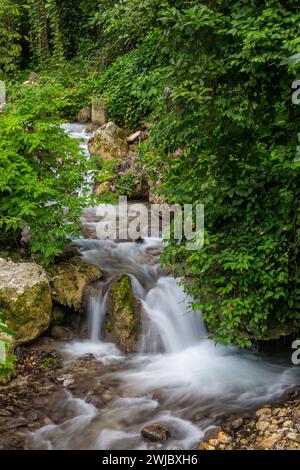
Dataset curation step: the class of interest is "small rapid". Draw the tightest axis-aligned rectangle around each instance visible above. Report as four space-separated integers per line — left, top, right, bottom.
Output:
28 235 299 450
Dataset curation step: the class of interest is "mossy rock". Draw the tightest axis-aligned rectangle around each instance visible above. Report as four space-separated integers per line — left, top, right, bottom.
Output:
0 258 52 344
106 275 141 353
46 256 102 312
88 122 127 161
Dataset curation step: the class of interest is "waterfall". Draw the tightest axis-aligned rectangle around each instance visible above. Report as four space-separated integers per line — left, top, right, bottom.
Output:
88 291 109 342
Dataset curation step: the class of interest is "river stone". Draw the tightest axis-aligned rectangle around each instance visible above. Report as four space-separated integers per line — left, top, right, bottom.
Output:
77 107 91 123
286 433 300 443
217 431 232 445
105 275 141 353
92 97 108 126
141 424 171 442
203 426 222 442
256 420 269 432
46 256 102 312
88 122 128 161
51 326 74 341
258 433 283 450
0 259 52 344
198 442 215 451
231 418 244 430
256 407 272 418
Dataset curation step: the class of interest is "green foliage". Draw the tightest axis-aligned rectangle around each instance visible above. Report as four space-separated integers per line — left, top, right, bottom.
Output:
0 82 93 264
0 0 25 76
0 314 17 380
138 0 300 345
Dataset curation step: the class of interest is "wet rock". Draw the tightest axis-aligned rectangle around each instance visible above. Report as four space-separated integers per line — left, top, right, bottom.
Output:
198 443 215 451
256 420 269 432
217 431 232 445
256 408 272 418
141 423 171 442
43 418 53 426
286 433 300 443
77 107 91 123
51 305 66 325
86 394 104 408
51 326 74 341
258 433 283 450
46 256 102 312
88 122 127 161
282 419 294 428
4 417 27 430
105 275 141 353
277 408 290 417
203 426 222 441
208 439 219 447
231 418 244 430
57 374 74 388
0 258 52 343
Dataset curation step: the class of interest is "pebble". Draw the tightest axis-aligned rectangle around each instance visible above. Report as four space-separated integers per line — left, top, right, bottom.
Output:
198 443 215 451
217 432 232 445
256 421 269 432
277 408 290 417
208 439 219 447
286 433 300 443
203 426 222 441
282 420 294 428
256 408 272 418
231 418 244 430
258 433 282 450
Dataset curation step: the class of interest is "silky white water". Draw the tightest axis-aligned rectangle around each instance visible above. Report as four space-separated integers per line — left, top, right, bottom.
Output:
28 124 299 450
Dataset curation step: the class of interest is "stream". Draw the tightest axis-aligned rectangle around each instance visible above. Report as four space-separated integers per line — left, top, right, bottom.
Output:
27 124 299 450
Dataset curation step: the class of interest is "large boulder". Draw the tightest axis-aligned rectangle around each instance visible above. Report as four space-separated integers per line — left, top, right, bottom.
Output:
0 259 52 343
46 256 102 312
92 97 108 126
105 275 141 353
88 122 128 161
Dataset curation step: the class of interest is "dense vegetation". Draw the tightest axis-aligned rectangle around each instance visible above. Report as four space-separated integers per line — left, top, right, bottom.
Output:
0 0 299 346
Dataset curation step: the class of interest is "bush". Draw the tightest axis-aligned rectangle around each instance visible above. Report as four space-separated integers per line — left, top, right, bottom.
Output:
0 314 16 381
0 82 94 264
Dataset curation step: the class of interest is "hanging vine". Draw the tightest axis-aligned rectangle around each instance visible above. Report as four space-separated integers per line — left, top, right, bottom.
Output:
0 0 23 76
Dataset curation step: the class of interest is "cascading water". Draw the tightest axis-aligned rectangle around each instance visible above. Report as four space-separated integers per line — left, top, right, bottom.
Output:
27 124 300 450
28 232 299 450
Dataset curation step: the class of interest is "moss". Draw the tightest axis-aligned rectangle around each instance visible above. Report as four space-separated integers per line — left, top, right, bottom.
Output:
46 256 102 311
108 275 141 353
0 274 52 344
